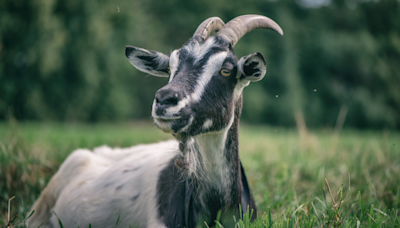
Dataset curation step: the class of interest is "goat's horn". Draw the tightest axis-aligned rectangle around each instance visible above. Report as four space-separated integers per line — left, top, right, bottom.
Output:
216 14 283 47
193 17 225 41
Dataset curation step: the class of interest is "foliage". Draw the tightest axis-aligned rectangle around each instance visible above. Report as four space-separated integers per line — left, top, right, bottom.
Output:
0 122 399 227
0 0 399 128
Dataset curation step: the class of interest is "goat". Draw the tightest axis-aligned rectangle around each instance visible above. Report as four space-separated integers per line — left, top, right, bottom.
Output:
27 15 283 228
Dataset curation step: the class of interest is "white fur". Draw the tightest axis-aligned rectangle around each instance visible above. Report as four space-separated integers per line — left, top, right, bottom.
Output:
233 53 267 101
168 50 180 82
192 113 235 208
28 141 179 228
183 38 217 65
153 51 228 119
191 51 228 102
233 81 250 102
30 33 264 228
202 119 213 130
179 115 194 133
237 53 266 82
164 97 190 116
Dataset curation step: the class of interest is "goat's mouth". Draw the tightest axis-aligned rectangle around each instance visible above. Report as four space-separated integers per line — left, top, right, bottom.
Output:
153 115 181 121
152 115 192 134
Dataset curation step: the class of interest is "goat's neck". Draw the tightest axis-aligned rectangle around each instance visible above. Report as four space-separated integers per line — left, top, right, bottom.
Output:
181 97 243 206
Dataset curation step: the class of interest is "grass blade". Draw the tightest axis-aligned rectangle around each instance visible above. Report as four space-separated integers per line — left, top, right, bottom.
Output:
52 210 64 228
368 204 374 225
396 187 400 209
268 207 272 228
359 191 363 222
344 220 352 228
115 212 121 227
215 221 224 228
26 210 35 219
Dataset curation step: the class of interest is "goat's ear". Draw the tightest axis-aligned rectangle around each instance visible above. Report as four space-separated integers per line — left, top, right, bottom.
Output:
125 46 170 77
237 52 267 82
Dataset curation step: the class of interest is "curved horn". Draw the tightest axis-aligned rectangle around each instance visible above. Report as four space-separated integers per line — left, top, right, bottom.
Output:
216 15 283 47
193 17 225 41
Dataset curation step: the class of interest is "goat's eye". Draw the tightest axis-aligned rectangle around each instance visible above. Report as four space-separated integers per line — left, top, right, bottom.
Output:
167 67 171 74
220 69 231 77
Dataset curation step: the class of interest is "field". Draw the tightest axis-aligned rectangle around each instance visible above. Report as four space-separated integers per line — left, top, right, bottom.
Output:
0 120 399 227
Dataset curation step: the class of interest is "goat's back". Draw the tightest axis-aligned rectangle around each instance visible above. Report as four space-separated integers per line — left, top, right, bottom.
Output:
28 140 179 228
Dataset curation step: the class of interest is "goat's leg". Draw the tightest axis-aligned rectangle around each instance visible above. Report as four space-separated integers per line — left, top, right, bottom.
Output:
27 173 61 227
27 149 98 227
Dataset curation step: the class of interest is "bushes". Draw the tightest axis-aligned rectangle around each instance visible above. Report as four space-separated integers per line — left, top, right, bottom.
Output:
1 0 399 129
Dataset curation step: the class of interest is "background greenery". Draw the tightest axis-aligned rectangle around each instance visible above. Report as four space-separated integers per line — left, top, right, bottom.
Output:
1 0 400 226
1 0 399 129
1 122 399 227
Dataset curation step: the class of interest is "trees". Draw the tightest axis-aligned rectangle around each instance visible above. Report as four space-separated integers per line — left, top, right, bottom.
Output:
1 0 399 129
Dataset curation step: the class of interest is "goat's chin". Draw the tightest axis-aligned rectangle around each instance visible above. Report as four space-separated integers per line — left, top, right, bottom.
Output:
153 119 175 133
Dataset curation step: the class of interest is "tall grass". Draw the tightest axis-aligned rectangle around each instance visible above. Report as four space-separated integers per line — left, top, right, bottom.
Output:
237 125 399 227
0 120 399 227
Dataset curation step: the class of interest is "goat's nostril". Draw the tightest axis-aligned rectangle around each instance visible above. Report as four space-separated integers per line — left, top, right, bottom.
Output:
164 96 178 106
155 89 181 107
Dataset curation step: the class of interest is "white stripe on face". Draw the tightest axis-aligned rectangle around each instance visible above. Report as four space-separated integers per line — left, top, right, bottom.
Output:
153 40 228 121
164 98 190 116
159 51 228 117
169 50 180 83
190 51 228 102
179 115 194 133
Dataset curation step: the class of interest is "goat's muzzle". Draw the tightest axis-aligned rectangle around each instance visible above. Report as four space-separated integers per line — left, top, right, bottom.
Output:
155 87 182 108
152 86 191 133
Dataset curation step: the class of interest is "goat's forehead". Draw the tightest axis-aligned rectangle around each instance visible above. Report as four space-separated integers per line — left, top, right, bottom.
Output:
183 38 224 57
168 37 234 85
172 37 230 64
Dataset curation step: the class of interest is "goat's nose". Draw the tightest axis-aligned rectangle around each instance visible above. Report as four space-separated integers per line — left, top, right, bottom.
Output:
155 88 182 107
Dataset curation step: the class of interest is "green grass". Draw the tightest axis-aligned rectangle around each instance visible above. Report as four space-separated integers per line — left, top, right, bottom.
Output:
0 120 399 227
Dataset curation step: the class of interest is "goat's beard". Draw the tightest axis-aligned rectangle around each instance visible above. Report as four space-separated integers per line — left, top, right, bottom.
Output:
173 136 205 182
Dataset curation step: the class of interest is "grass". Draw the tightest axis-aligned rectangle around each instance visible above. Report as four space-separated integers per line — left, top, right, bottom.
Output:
0 120 399 227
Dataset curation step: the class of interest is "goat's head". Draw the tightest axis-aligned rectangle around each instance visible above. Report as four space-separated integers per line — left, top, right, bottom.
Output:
125 15 283 137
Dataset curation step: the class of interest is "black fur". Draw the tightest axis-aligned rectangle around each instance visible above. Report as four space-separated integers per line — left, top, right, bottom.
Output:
243 61 259 76
156 156 192 228
156 160 256 227
127 35 262 228
156 159 256 227
156 99 257 227
162 41 239 135
116 184 124 191
123 167 140 173
131 194 140 201
125 46 169 74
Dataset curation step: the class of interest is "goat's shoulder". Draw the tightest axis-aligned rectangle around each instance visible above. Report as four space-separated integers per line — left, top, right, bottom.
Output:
56 139 179 193
92 140 178 163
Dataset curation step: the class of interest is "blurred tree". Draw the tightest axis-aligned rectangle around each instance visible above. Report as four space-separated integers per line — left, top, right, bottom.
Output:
0 0 399 129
